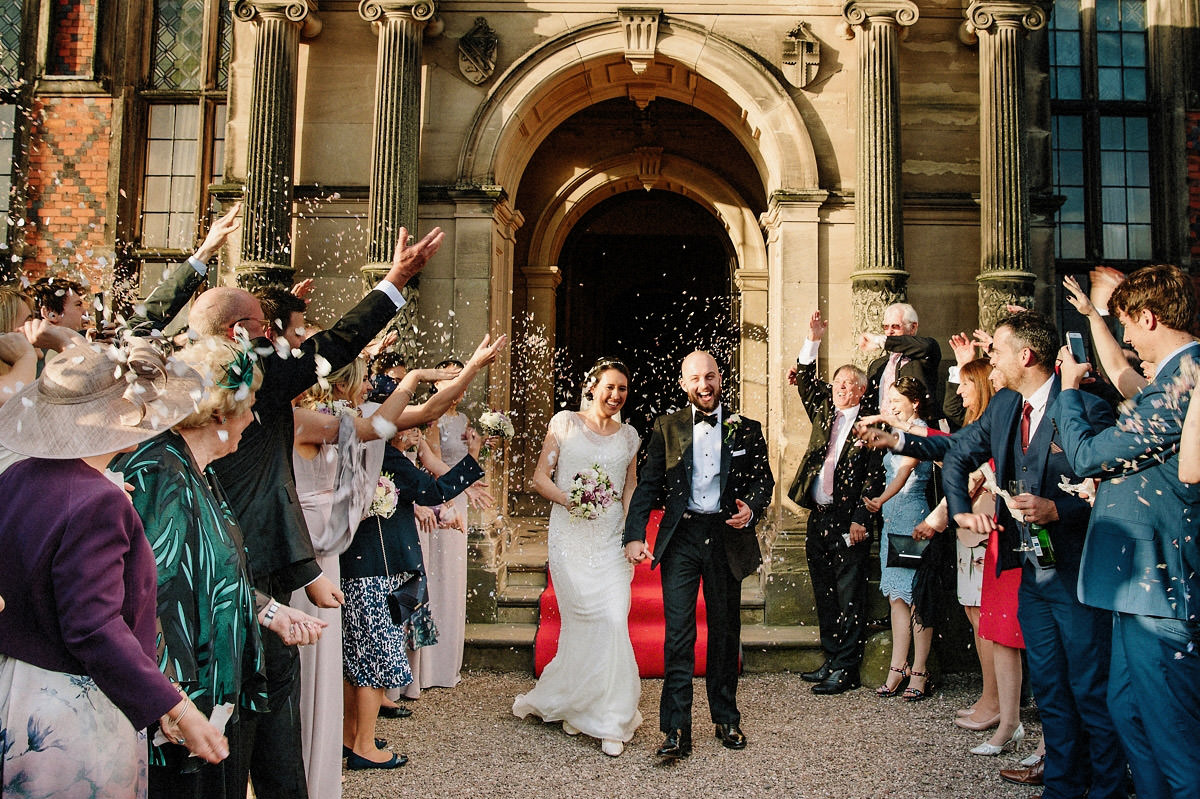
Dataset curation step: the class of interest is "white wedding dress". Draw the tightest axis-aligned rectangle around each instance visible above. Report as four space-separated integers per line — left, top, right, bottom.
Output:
513 411 643 743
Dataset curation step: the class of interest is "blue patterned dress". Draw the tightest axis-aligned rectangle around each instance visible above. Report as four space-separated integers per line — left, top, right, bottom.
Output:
878 427 933 604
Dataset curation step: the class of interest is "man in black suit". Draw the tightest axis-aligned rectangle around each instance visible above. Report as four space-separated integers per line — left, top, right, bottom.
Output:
624 351 774 759
788 309 883 695
187 228 444 798
861 302 942 417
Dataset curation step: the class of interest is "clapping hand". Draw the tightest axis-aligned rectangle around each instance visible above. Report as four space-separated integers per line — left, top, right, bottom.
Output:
268 604 329 646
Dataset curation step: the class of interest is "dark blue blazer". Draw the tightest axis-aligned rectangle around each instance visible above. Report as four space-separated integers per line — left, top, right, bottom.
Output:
1053 343 1200 620
941 378 1114 577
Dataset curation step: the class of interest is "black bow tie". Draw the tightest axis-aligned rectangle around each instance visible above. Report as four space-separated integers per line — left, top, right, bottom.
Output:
695 412 718 427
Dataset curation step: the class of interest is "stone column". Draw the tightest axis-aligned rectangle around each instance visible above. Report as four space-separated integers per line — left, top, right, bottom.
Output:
515 264 561 506
963 1 1046 329
842 1 918 362
233 0 320 286
358 0 435 357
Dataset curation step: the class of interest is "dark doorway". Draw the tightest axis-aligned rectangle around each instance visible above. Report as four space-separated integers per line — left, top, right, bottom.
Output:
555 190 738 442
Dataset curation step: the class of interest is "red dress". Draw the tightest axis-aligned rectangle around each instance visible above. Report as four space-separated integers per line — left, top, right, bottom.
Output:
977 529 1023 648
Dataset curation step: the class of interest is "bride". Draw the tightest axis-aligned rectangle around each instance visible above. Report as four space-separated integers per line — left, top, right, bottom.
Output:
513 358 643 756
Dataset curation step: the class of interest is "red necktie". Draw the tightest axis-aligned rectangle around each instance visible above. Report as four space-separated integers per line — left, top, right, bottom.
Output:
1020 401 1033 454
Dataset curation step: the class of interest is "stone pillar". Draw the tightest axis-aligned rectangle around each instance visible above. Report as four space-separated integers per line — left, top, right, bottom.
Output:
233 0 320 286
515 264 561 505
842 1 918 362
358 0 435 357
963 1 1046 329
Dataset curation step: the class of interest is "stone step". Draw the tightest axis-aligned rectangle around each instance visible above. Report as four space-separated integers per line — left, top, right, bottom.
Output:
463 621 825 675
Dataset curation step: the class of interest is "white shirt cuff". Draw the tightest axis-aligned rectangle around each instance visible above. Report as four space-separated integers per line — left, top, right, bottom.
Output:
187 255 207 277
892 431 906 453
373 280 407 310
797 338 821 365
947 366 960 384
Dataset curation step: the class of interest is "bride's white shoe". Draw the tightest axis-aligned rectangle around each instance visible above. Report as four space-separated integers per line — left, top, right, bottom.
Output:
562 721 581 736
601 739 624 757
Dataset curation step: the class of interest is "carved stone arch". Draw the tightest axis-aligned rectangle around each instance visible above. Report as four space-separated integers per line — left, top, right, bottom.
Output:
458 16 819 202
527 153 767 276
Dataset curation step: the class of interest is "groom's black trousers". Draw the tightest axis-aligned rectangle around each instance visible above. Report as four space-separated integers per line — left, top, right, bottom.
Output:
658 512 743 733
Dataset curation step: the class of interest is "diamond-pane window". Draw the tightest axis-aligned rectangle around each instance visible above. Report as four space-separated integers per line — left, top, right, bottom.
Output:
216 0 232 90
0 2 21 89
151 0 205 90
0 104 13 250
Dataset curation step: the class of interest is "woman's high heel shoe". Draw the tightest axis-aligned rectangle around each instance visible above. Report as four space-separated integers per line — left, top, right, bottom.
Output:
954 712 1001 731
970 723 1024 756
562 721 581 736
601 739 624 757
875 664 909 698
902 670 932 702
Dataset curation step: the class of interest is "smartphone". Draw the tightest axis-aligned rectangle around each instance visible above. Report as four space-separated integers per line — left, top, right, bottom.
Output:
1066 331 1089 375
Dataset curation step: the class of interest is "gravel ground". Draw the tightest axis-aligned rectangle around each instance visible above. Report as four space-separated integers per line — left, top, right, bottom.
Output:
343 670 1042 799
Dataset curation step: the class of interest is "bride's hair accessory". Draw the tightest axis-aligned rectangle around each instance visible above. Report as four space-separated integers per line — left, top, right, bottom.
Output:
582 357 631 400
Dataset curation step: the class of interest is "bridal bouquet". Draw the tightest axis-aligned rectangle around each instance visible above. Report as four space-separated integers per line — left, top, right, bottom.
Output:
568 464 617 520
370 472 399 519
478 409 515 458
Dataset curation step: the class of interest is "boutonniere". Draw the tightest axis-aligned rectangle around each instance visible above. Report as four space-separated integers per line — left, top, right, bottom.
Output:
723 413 743 443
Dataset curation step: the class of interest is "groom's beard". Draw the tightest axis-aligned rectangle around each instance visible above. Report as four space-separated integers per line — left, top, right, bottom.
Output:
686 386 721 413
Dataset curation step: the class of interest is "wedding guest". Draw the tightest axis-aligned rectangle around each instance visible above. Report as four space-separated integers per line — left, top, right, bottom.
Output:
789 311 883 695
406 358 472 695
340 424 484 770
113 337 327 798
1054 264 1200 799
29 275 88 332
864 377 935 701
860 303 942 417
292 356 451 797
0 340 229 798
0 283 33 332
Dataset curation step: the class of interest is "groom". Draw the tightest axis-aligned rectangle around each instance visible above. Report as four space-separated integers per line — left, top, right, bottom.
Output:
624 351 774 759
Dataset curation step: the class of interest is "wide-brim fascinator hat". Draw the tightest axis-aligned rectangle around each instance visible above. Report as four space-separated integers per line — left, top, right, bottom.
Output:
0 338 203 458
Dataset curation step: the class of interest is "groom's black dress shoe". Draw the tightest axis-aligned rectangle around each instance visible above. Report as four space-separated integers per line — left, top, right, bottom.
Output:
714 723 746 750
812 669 861 695
656 729 692 759
801 661 833 683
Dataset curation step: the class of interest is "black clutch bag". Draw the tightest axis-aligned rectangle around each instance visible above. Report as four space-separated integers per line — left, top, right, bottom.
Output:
377 517 424 626
886 533 930 568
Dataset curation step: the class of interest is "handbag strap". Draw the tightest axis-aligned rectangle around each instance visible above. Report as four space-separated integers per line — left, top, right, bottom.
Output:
377 517 392 579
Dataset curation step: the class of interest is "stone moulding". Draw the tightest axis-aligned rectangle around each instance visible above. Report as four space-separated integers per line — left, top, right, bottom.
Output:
618 8 661 75
782 21 820 89
458 17 498 85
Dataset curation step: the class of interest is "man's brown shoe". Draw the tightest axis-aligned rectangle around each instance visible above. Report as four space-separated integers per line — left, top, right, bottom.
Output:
999 757 1044 786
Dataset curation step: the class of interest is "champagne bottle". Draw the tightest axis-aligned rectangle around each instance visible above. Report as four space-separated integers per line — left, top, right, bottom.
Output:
1029 523 1056 568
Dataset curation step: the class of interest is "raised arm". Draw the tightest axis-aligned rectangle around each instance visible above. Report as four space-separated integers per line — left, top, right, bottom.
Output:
1063 274 1147 398
393 333 508 429
1180 382 1200 483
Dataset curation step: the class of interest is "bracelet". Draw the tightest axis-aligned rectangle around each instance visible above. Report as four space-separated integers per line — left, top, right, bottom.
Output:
168 698 191 727
264 601 280 623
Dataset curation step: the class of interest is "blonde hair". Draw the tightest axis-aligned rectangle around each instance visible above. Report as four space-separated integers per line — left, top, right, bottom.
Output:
300 356 367 408
0 284 33 333
173 336 263 429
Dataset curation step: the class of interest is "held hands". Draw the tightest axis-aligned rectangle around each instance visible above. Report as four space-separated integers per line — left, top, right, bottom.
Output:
386 226 446 289
624 540 652 564
268 604 329 646
193 202 242 262
414 504 438 534
847 522 868 545
159 695 230 764
304 574 344 609
1057 345 1092 391
1009 493 1059 525
726 499 753 529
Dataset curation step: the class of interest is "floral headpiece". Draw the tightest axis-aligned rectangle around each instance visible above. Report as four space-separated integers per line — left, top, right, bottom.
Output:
216 335 258 402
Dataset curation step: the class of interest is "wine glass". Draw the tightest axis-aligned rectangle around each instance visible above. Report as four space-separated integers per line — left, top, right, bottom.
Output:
1006 479 1036 552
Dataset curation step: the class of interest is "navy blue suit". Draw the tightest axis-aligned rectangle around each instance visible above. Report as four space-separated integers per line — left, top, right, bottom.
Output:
1054 343 1200 799
942 378 1126 799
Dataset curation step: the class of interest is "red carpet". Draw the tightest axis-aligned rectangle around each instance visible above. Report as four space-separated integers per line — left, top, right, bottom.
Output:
533 510 709 678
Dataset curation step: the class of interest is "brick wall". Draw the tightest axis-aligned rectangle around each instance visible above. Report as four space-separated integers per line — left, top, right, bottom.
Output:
21 96 111 285
47 0 97 77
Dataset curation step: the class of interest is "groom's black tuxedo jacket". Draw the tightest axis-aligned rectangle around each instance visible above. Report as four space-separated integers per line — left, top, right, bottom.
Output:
623 406 774 581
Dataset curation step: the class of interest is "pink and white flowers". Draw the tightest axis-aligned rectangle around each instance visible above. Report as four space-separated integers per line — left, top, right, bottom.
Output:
370 472 399 519
568 463 618 520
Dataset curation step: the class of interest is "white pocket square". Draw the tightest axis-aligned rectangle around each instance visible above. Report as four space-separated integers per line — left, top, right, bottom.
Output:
732 449 746 457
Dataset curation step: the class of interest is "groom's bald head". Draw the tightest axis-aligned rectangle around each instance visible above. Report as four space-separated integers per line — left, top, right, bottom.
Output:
680 351 722 412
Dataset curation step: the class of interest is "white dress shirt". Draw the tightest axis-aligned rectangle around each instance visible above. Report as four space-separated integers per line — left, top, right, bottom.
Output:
688 406 722 513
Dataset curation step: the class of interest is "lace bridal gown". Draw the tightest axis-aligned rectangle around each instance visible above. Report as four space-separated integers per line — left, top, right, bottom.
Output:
513 411 643 748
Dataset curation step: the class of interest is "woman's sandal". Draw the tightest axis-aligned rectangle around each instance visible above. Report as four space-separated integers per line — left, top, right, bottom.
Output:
875 664 909 697
902 670 932 702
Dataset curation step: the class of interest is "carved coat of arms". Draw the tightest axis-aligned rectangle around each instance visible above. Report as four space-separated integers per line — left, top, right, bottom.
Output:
782 22 820 89
458 17 498 85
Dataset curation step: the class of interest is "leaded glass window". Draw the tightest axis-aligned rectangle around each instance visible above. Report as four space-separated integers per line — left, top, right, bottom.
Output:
135 0 231 296
0 104 14 255
1049 0 1153 265
0 2 22 89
